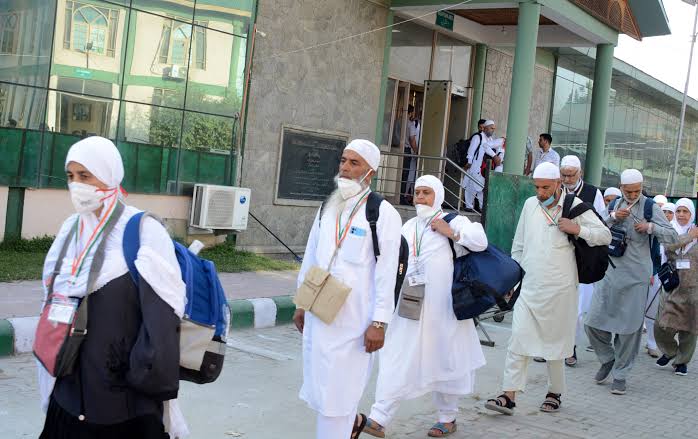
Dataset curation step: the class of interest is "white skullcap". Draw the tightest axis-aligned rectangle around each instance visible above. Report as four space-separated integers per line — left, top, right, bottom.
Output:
620 169 643 185
415 175 444 209
532 162 560 179
65 136 124 188
653 195 668 205
483 120 495 127
662 202 676 213
345 139 380 171
560 155 581 169
604 187 622 198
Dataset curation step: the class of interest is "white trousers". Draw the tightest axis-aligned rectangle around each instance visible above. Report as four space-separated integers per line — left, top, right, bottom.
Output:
502 351 566 394
369 392 459 427
645 277 661 350
464 187 483 209
316 413 355 439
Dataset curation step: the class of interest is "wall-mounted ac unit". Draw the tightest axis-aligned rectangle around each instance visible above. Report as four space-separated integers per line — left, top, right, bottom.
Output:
190 184 251 230
164 64 186 80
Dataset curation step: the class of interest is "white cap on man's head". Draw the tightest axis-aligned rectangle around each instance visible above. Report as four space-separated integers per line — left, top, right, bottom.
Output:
532 162 560 179
483 120 495 127
560 155 581 169
604 187 622 198
620 169 643 185
345 139 380 171
653 195 668 205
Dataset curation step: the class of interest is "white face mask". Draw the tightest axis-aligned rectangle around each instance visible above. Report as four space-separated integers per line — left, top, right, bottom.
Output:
337 171 370 200
415 203 439 219
69 182 104 214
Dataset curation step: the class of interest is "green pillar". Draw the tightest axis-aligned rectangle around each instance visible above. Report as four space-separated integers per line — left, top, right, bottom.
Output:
374 10 394 145
502 0 541 175
584 43 614 186
4 187 24 241
469 44 488 134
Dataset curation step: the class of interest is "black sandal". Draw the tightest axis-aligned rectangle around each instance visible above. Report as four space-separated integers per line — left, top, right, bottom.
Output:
540 392 561 413
484 393 516 415
351 413 368 438
565 346 578 367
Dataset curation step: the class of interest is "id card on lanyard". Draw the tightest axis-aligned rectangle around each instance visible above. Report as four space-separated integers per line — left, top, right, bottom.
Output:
410 211 442 286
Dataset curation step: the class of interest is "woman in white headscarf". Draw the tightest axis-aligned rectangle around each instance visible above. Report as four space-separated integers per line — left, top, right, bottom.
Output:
36 136 188 438
645 202 678 358
654 198 698 376
362 175 487 438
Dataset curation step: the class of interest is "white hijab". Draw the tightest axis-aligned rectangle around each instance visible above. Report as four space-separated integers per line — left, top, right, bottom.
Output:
671 198 696 254
415 175 445 210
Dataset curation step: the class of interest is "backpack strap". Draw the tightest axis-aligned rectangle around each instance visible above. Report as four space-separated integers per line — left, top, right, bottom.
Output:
442 213 458 260
643 198 655 222
608 197 618 212
366 192 383 261
562 194 576 219
123 212 145 285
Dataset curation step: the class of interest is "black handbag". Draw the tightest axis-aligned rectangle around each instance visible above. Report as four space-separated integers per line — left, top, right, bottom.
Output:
608 225 628 257
658 262 680 292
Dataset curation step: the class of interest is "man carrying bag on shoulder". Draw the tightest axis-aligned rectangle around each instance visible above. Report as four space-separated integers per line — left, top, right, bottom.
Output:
293 139 403 439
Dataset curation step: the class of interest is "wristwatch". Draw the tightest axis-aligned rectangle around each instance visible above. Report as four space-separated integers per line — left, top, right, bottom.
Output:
371 321 386 330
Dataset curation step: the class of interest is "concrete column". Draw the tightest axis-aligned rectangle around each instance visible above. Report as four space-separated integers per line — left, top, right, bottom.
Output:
584 43 614 186
469 43 488 133
502 0 541 175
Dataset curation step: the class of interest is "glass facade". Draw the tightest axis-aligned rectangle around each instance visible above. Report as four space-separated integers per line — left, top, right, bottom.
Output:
552 54 698 196
0 0 253 194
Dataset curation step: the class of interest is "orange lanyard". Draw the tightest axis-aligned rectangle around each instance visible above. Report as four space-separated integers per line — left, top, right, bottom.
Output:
335 191 369 248
70 194 119 280
413 211 442 257
539 204 562 226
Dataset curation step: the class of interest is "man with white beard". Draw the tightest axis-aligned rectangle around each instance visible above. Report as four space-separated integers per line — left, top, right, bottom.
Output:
293 139 403 439
559 155 605 367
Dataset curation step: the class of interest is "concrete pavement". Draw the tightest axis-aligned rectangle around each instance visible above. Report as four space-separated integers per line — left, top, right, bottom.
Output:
1 319 695 438
0 270 298 319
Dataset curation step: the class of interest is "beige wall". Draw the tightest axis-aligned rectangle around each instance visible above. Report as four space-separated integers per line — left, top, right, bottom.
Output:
21 189 191 239
0 186 7 241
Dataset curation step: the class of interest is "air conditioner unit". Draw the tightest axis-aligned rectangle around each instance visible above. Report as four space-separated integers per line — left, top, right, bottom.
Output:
190 184 251 230
165 64 186 80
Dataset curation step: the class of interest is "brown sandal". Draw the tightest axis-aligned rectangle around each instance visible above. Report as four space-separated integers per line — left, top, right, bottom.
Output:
351 413 367 438
485 394 516 415
540 392 561 413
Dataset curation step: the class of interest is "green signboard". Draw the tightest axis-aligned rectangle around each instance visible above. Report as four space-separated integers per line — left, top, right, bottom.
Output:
74 68 92 79
436 10 454 31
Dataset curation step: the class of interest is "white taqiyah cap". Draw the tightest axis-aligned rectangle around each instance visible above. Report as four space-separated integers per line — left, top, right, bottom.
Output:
620 169 643 185
483 120 495 127
653 195 668 205
604 187 622 198
345 139 381 171
532 162 560 179
560 155 581 169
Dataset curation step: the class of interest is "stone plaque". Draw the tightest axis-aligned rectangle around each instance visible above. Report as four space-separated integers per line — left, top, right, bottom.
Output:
276 126 348 202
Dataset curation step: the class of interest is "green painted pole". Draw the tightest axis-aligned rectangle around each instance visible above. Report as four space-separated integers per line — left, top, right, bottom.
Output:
502 0 541 175
584 43 614 186
374 10 394 145
469 43 488 134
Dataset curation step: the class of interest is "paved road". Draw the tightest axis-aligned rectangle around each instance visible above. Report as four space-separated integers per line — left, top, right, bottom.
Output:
0 319 695 438
0 271 298 319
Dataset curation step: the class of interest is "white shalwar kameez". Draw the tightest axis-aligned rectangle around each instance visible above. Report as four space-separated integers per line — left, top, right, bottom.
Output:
462 134 495 209
369 209 487 427
297 189 403 439
503 194 611 392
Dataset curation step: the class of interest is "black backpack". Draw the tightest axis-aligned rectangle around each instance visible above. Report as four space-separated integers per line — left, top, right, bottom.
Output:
456 132 482 167
320 192 409 308
561 194 610 283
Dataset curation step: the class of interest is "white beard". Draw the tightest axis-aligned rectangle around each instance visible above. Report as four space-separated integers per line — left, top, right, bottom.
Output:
325 188 347 216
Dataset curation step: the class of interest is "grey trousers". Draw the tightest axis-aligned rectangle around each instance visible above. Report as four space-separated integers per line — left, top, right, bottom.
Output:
584 325 643 381
654 325 697 366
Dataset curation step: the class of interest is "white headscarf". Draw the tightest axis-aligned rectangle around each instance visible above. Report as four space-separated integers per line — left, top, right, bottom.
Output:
672 198 696 254
662 203 676 214
653 195 668 206
604 187 622 198
415 175 445 209
65 136 125 189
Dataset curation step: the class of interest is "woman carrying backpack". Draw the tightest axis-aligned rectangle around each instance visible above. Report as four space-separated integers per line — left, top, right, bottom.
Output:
35 136 187 438
654 198 698 377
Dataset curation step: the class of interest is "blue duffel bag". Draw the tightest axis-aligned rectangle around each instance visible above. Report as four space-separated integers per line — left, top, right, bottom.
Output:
444 214 525 321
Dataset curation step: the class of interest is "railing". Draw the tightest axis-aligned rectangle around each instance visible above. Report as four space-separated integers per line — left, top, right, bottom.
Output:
374 150 484 213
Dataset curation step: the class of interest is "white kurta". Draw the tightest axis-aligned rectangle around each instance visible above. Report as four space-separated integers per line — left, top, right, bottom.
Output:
297 190 403 417
374 214 487 402
509 195 612 360
462 134 495 191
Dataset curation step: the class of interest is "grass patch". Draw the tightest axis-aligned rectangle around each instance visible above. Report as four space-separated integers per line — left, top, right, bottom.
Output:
201 243 299 273
0 238 297 282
